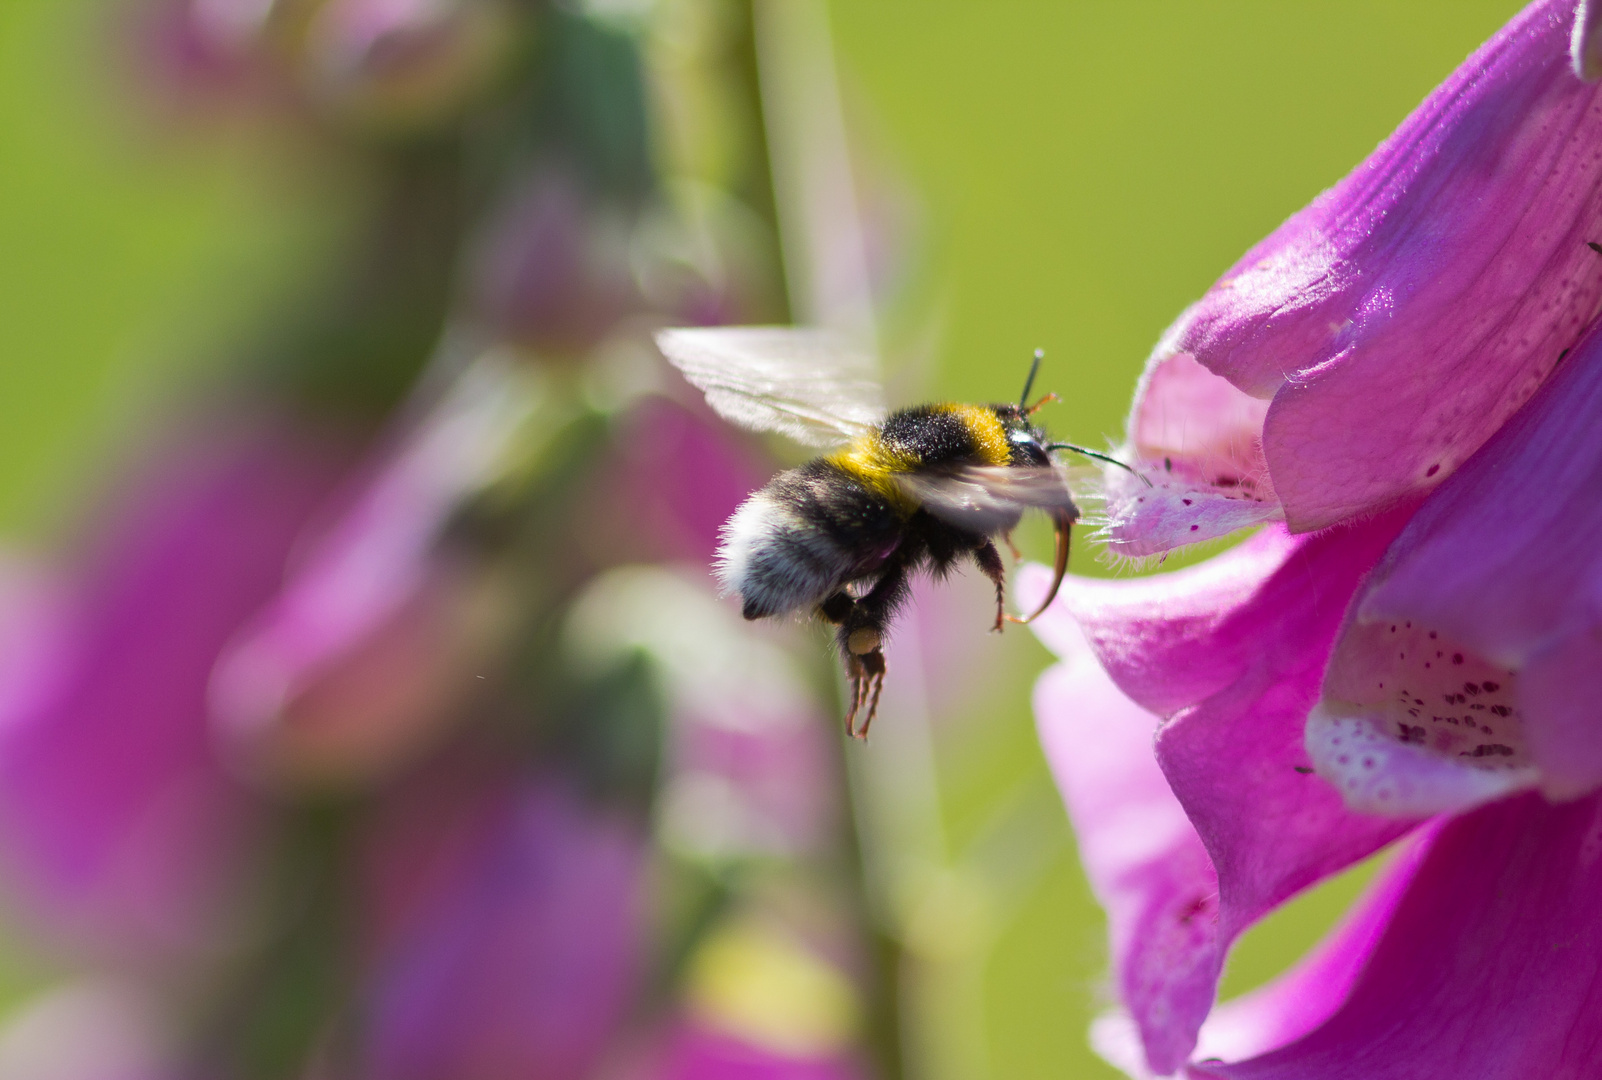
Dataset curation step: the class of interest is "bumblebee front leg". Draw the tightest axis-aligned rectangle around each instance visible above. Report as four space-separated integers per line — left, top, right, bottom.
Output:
973 540 1007 632
837 563 911 740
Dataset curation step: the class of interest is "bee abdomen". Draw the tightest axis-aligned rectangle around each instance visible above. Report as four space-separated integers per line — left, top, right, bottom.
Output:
717 461 901 620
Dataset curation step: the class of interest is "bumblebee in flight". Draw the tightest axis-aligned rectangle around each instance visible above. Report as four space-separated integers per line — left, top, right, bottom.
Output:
657 327 1124 739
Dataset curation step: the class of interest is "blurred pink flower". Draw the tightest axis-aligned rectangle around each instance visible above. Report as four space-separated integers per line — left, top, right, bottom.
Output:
1028 2 1602 1075
138 0 276 101
0 421 348 957
356 766 647 1080
652 1026 863 1080
211 362 531 789
468 170 640 357
1104 0 1602 555
592 398 770 568
297 0 517 130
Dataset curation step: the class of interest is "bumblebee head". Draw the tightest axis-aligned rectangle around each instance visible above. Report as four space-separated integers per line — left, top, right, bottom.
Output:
992 407 1051 466
992 348 1056 466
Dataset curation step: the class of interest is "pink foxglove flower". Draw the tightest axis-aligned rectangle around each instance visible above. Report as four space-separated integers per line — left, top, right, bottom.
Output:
1105 0 1602 555
355 765 647 1080
210 361 533 789
1030 1 1602 1075
467 169 641 358
0 422 347 958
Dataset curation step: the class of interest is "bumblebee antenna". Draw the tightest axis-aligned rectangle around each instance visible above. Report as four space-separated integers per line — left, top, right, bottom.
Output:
1047 443 1151 485
1019 348 1044 411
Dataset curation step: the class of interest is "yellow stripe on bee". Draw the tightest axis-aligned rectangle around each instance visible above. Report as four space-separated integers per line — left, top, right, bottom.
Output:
942 404 1011 466
826 435 920 514
824 404 1011 516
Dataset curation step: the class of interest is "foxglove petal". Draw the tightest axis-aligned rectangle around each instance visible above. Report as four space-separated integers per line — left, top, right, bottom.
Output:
1031 613 1217 1076
1115 0 1602 543
1202 792 1602 1080
1314 313 1602 808
1089 834 1431 1079
1102 354 1280 558
211 361 534 787
358 771 646 1080
0 424 346 956
1027 509 1415 1073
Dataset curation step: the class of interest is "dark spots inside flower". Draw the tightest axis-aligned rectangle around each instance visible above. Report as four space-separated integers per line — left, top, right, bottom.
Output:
1362 756 1376 769
1293 766 1314 775
1182 498 1192 505
1338 622 1529 775
1588 240 1602 255
1164 456 1172 472
1190 524 1199 531
1426 463 1440 477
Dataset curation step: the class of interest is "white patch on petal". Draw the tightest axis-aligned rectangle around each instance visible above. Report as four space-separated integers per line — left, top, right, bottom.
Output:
1307 710 1536 817
1099 352 1284 557
1309 619 1539 816
1098 471 1283 559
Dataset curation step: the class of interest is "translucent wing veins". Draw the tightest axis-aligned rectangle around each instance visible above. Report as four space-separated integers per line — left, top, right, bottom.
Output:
656 326 886 447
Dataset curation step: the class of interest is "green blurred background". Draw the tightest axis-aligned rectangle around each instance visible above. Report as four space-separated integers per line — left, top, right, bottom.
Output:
0 1 1521 1076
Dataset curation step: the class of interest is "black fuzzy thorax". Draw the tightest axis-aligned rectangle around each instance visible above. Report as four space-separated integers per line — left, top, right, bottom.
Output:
879 404 987 466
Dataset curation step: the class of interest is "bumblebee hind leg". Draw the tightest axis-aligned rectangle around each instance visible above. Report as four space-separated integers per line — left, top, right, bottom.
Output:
973 540 1007 632
837 562 912 740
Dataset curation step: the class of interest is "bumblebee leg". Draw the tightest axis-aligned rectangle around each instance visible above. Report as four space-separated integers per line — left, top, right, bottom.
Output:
851 648 887 739
818 591 855 624
974 541 1007 632
838 563 911 739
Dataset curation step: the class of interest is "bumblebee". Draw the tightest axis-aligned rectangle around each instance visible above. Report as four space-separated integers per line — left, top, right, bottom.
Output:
657 327 1126 738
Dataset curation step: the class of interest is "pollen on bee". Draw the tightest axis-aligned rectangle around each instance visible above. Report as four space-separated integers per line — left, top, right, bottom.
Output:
847 627 882 655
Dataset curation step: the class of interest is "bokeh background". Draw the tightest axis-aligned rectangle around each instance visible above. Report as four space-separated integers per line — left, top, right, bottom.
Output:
0 1 1523 1078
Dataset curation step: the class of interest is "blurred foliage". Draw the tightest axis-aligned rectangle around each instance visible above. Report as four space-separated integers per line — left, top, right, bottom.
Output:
0 0 1526 1077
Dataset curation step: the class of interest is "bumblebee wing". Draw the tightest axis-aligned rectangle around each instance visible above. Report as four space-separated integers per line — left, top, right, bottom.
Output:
656 326 886 447
897 465 1080 533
